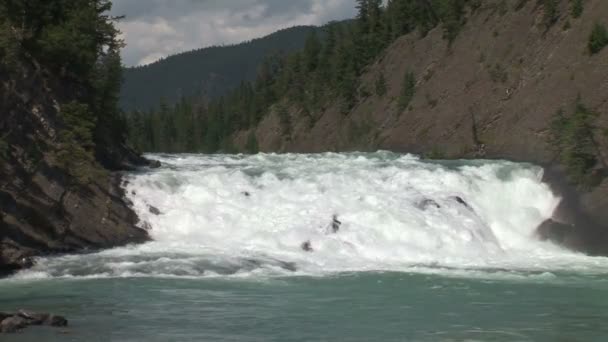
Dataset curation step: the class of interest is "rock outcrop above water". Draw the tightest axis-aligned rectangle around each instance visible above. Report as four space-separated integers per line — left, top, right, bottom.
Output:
0 311 67 333
0 52 151 276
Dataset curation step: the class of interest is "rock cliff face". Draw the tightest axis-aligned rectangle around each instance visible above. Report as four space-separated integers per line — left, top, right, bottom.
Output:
0 59 150 276
233 0 608 254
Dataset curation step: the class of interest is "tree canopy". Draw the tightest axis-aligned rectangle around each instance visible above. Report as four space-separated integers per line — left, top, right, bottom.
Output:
1 0 131 178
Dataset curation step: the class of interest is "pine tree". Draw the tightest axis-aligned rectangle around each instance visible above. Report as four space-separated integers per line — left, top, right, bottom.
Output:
571 0 584 18
398 71 416 110
303 31 321 72
375 71 387 96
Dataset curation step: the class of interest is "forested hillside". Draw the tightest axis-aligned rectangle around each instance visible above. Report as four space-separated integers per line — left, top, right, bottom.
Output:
0 0 149 274
126 0 466 152
120 25 322 112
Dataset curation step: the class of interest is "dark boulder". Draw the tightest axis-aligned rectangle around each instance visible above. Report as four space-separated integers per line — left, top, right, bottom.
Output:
418 199 441 210
537 219 578 247
1 315 29 333
451 196 472 210
18 310 49 325
45 315 68 327
330 215 342 234
301 241 313 252
278 261 297 272
148 160 162 169
141 221 153 231
540 166 608 255
148 205 162 215
0 311 68 333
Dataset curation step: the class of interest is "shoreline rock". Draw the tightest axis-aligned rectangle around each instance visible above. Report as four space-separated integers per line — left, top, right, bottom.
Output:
539 165 608 255
0 36 157 278
0 172 150 277
0 311 67 334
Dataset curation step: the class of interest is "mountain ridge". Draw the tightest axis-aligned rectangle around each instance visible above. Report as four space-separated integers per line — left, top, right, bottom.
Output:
120 25 323 111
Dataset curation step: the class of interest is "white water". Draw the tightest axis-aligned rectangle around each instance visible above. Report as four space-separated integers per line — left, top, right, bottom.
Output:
12 152 608 280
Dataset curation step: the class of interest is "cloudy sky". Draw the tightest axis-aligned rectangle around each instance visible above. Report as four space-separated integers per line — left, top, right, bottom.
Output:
110 0 358 66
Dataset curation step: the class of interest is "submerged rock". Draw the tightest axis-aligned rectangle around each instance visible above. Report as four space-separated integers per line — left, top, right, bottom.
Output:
0 311 68 333
141 221 153 231
330 215 342 234
451 196 472 210
1 315 29 333
18 310 48 325
301 241 314 252
278 261 297 272
418 199 441 210
148 160 162 169
148 205 162 215
537 219 575 245
46 315 68 327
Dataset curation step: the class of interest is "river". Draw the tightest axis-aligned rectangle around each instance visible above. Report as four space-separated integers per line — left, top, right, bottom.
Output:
2 152 608 341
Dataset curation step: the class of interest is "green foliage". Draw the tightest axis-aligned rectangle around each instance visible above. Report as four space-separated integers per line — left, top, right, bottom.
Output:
469 0 483 12
438 0 468 43
588 23 608 55
276 103 292 137
121 26 319 112
359 84 372 98
515 0 530 11
542 0 559 28
303 31 322 72
0 21 20 67
0 0 120 80
374 71 387 97
2 0 131 175
55 102 104 183
550 99 599 187
398 71 416 111
570 0 583 18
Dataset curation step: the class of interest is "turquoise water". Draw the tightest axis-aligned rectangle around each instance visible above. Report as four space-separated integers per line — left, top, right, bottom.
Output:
2 153 608 341
1 272 608 341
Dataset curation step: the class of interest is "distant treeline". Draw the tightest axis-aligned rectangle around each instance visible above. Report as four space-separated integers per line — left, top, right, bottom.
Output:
127 0 484 153
121 26 321 112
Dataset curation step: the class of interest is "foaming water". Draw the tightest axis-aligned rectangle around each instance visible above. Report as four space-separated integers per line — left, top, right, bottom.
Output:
12 152 608 280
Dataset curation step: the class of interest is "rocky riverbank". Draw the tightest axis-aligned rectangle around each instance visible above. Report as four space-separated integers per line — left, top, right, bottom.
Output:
0 43 155 276
0 171 151 276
